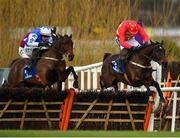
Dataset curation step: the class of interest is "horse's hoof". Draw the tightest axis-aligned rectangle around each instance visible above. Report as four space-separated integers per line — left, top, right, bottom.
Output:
146 91 152 96
73 81 78 88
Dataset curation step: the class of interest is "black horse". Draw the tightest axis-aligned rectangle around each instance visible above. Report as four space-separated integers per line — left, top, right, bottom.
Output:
100 40 167 102
7 34 78 90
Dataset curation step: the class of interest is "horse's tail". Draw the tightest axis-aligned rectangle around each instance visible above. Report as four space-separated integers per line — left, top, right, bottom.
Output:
103 53 112 61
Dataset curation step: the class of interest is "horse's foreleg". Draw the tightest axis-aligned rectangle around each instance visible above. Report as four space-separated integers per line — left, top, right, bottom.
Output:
140 80 152 96
57 81 62 91
152 81 165 102
69 66 78 88
59 66 78 88
144 85 151 96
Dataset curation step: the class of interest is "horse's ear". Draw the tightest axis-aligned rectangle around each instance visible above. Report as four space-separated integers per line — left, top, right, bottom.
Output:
150 39 154 44
69 34 72 38
51 26 56 34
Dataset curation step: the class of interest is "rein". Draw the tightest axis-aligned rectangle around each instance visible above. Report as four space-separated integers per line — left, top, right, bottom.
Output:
129 53 152 69
129 44 160 69
42 57 61 62
129 61 152 69
40 41 65 62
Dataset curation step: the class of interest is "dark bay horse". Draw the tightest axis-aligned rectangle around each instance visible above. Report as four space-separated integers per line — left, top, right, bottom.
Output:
7 34 78 90
100 41 167 102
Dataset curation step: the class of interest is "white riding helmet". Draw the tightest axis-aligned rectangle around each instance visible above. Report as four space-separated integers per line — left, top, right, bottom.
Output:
40 26 51 36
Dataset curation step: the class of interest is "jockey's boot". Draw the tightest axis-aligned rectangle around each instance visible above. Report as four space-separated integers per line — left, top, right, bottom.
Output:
117 48 129 73
27 59 34 69
117 58 126 74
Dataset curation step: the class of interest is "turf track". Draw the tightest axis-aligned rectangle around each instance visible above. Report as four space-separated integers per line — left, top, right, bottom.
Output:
0 130 180 137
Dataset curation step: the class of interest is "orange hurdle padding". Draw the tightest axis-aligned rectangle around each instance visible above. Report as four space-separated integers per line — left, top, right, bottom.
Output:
144 92 156 131
59 88 75 131
163 72 172 103
59 95 69 130
63 88 75 131
144 103 153 131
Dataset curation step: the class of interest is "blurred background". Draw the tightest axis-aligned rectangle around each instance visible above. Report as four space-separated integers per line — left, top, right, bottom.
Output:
0 0 180 67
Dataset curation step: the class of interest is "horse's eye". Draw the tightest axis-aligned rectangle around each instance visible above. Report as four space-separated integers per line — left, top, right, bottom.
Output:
158 49 164 56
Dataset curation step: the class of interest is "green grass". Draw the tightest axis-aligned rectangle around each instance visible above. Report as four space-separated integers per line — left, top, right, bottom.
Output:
0 130 180 137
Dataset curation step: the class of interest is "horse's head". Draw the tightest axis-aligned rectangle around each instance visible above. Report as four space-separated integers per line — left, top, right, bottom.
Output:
150 40 168 68
53 34 74 61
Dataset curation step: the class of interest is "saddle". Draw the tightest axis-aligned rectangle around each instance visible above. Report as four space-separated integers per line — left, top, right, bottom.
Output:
112 50 133 73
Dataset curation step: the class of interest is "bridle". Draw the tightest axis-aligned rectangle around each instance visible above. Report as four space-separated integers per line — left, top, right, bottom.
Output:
130 43 163 69
41 36 73 62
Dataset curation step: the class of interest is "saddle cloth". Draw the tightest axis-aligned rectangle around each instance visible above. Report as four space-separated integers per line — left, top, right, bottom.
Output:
112 58 126 73
24 64 37 80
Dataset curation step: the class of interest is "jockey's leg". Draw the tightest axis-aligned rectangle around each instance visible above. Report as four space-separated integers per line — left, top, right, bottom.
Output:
126 37 140 47
116 37 140 72
119 48 129 68
28 48 40 68
19 47 30 58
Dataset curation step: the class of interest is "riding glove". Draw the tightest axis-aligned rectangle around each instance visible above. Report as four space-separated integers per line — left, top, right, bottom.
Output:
38 42 49 47
131 46 139 51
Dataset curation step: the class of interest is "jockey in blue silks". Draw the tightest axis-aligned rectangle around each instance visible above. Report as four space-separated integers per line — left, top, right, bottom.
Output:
20 26 53 68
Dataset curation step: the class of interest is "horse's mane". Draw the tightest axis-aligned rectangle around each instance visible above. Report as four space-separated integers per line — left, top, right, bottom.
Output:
137 40 161 51
52 34 71 47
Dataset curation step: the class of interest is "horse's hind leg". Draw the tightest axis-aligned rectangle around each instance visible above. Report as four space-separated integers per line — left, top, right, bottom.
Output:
50 82 62 91
100 76 105 89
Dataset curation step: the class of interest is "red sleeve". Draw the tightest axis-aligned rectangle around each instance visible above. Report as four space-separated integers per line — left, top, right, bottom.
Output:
137 24 149 42
116 23 132 49
20 32 30 47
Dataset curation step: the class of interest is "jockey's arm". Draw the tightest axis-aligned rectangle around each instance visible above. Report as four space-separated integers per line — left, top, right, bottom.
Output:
26 33 39 47
137 25 149 43
116 25 132 49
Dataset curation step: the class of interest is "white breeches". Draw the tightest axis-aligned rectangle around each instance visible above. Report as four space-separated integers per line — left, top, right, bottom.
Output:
120 37 140 50
19 47 30 58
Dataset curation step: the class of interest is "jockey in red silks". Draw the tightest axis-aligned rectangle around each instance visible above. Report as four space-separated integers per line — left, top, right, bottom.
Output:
114 20 149 72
